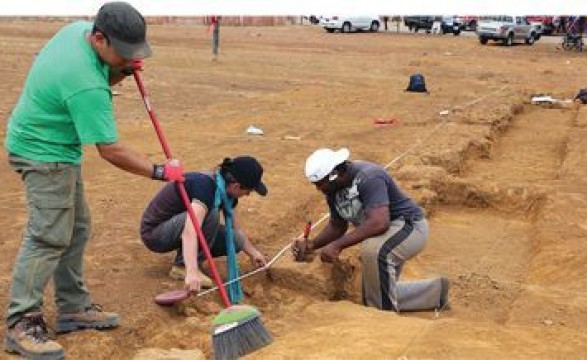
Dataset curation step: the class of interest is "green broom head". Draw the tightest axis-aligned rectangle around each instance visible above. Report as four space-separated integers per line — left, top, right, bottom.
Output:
212 305 272 360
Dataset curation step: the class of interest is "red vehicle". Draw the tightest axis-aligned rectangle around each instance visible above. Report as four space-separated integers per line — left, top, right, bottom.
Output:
526 16 555 35
460 15 479 31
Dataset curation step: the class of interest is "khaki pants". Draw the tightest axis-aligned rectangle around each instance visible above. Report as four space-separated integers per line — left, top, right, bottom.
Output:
6 155 91 327
361 217 444 312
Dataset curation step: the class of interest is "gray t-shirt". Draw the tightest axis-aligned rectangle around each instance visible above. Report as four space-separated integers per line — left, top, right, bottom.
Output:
326 161 423 226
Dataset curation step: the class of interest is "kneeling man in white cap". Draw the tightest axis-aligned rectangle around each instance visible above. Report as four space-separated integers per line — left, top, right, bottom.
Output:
293 147 449 312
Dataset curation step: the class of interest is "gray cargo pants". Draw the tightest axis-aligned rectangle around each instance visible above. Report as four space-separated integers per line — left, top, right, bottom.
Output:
361 216 444 312
144 208 245 266
6 155 91 327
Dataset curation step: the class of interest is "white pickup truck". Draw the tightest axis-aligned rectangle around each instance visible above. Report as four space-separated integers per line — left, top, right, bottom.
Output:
477 16 540 46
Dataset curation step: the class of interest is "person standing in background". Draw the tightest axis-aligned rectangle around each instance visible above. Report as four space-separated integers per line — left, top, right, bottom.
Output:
211 15 221 60
382 16 390 31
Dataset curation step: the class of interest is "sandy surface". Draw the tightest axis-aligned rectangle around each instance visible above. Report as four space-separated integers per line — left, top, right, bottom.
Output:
1 21 587 359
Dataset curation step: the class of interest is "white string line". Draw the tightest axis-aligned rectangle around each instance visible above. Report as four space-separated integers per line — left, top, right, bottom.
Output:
196 241 294 297
198 85 510 298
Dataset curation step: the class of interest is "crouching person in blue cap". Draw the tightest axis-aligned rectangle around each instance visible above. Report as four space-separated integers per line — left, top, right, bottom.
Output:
293 147 449 313
140 156 269 293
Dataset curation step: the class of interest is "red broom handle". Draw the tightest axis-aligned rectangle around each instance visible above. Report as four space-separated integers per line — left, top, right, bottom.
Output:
132 69 231 308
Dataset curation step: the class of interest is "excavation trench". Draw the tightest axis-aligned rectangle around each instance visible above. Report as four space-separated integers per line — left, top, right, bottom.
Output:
242 104 584 358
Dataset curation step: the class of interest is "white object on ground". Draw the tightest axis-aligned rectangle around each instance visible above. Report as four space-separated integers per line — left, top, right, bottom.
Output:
531 96 573 105
531 95 556 104
282 135 302 141
246 125 264 135
439 110 450 116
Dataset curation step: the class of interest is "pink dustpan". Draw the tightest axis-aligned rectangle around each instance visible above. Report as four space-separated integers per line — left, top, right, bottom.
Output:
154 289 190 306
373 118 401 127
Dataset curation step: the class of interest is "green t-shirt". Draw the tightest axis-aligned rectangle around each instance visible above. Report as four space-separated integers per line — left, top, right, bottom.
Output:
5 21 118 164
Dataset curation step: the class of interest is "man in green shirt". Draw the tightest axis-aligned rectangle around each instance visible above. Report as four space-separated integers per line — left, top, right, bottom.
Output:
4 2 184 359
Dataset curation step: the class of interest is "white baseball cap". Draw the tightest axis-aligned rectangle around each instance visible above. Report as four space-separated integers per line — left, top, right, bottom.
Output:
305 148 350 183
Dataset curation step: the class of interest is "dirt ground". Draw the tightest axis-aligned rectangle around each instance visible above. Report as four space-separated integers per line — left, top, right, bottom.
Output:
1 21 587 359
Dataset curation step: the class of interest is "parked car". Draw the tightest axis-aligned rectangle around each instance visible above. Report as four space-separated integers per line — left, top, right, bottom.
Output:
305 15 322 25
320 15 381 33
477 16 540 46
440 15 464 35
460 15 479 31
320 16 380 33
403 16 435 32
526 16 555 35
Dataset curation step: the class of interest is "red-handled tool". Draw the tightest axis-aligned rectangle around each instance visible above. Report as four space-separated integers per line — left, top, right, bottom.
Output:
303 219 312 246
132 68 231 308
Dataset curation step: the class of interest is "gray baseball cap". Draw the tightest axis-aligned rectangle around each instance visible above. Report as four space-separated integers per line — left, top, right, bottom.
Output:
94 1 152 59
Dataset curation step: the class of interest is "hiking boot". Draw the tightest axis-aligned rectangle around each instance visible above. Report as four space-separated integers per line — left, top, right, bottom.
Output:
169 264 186 280
438 276 451 310
168 265 214 289
56 304 119 333
4 312 64 360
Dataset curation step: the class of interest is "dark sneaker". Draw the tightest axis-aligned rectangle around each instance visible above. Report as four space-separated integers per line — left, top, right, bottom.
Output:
438 276 450 310
4 312 64 360
56 304 119 333
168 265 214 289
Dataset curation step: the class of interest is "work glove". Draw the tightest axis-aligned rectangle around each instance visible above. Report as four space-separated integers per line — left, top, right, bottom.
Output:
152 159 185 182
132 59 144 71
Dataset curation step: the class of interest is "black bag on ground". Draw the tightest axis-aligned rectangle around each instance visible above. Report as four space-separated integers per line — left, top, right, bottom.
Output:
406 73 428 93
574 88 587 104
